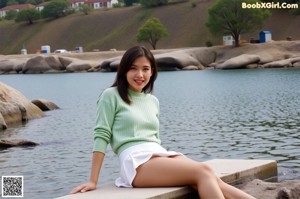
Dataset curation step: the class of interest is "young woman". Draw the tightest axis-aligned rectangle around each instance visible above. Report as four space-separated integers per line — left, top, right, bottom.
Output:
70 46 255 199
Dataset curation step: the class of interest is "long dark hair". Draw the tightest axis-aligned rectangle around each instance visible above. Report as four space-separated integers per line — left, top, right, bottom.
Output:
111 46 158 104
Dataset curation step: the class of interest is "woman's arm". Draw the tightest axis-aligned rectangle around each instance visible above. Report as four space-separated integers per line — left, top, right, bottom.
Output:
70 152 105 194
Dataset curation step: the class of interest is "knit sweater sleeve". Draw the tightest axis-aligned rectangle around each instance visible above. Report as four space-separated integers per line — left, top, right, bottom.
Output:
92 90 115 154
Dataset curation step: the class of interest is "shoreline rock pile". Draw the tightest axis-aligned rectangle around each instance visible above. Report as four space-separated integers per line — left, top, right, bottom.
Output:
1 40 300 74
240 179 300 199
0 82 59 130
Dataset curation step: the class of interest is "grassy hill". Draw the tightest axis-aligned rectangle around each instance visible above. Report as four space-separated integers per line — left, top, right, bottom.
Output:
0 0 300 54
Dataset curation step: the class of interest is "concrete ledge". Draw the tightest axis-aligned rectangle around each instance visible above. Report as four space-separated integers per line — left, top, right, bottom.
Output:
56 159 277 199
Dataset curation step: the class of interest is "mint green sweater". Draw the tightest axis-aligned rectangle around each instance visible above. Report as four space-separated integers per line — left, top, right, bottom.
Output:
93 87 161 155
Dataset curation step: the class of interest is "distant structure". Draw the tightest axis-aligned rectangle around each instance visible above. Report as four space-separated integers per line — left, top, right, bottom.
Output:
0 0 118 18
41 45 51 54
0 4 35 18
223 35 233 46
259 31 272 43
69 0 118 10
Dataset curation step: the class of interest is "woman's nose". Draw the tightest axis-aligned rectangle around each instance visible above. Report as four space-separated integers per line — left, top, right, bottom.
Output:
136 70 143 77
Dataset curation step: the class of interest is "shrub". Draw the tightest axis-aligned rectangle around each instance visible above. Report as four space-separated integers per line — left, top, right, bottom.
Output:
205 40 213 47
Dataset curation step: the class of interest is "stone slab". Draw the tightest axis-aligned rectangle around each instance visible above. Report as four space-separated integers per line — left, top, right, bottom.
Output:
56 159 277 199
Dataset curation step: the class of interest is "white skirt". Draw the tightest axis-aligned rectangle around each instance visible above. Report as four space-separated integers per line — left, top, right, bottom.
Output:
115 142 182 187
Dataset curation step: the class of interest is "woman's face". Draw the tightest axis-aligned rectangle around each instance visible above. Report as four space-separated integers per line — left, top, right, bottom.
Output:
126 56 152 93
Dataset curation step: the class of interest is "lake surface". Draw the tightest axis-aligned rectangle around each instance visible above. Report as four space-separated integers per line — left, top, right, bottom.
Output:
1 69 300 199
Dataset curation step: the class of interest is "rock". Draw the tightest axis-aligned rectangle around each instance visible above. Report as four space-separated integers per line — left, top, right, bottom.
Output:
32 99 59 111
277 187 300 199
45 56 65 71
109 60 120 71
59 56 74 67
0 113 7 130
0 139 38 148
293 62 300 68
98 56 121 72
0 59 26 74
155 51 201 70
262 58 293 68
187 47 217 66
0 82 44 129
23 56 52 74
59 56 94 72
216 54 260 69
246 63 259 69
182 65 200 70
239 179 300 199
66 61 92 72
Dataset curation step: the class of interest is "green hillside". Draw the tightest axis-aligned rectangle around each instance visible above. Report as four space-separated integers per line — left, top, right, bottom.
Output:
0 0 300 54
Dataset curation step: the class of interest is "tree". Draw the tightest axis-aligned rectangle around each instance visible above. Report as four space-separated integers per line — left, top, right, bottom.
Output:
136 18 169 49
4 9 18 20
79 4 92 15
140 0 168 7
290 6 300 15
15 8 40 24
7 0 19 5
123 0 138 6
41 0 70 19
0 0 9 9
206 0 271 47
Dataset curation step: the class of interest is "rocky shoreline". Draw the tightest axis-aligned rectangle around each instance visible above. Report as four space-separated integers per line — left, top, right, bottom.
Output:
0 82 59 130
240 179 300 199
1 40 300 74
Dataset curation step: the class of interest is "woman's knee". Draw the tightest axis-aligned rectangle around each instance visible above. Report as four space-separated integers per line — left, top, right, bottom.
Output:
195 163 216 179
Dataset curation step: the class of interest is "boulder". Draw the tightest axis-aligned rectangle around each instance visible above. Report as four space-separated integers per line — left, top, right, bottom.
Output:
216 54 260 69
293 62 300 68
155 51 201 70
59 56 94 72
0 113 7 130
98 56 121 72
182 65 201 70
32 99 59 111
45 56 65 71
0 59 26 74
240 179 300 199
246 63 259 69
109 60 120 71
23 56 52 74
262 58 293 68
0 139 38 148
186 47 217 66
59 56 74 67
66 61 92 72
0 82 44 129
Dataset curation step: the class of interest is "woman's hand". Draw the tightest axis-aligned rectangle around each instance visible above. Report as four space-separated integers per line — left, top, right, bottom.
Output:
70 182 96 194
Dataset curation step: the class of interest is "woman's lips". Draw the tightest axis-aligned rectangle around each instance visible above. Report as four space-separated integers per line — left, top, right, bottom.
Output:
135 80 144 85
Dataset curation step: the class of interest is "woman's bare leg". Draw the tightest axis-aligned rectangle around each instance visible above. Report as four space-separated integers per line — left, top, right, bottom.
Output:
133 155 255 199
174 155 256 199
132 156 225 199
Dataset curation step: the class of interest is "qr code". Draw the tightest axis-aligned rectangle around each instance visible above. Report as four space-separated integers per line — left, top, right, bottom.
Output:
2 176 23 197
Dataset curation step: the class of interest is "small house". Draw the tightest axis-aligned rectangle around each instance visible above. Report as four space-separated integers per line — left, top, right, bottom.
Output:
69 0 117 9
223 35 233 46
0 4 35 18
36 2 49 12
259 31 272 43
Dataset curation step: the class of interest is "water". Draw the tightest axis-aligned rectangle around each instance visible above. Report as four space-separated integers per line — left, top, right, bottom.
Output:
0 68 300 199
